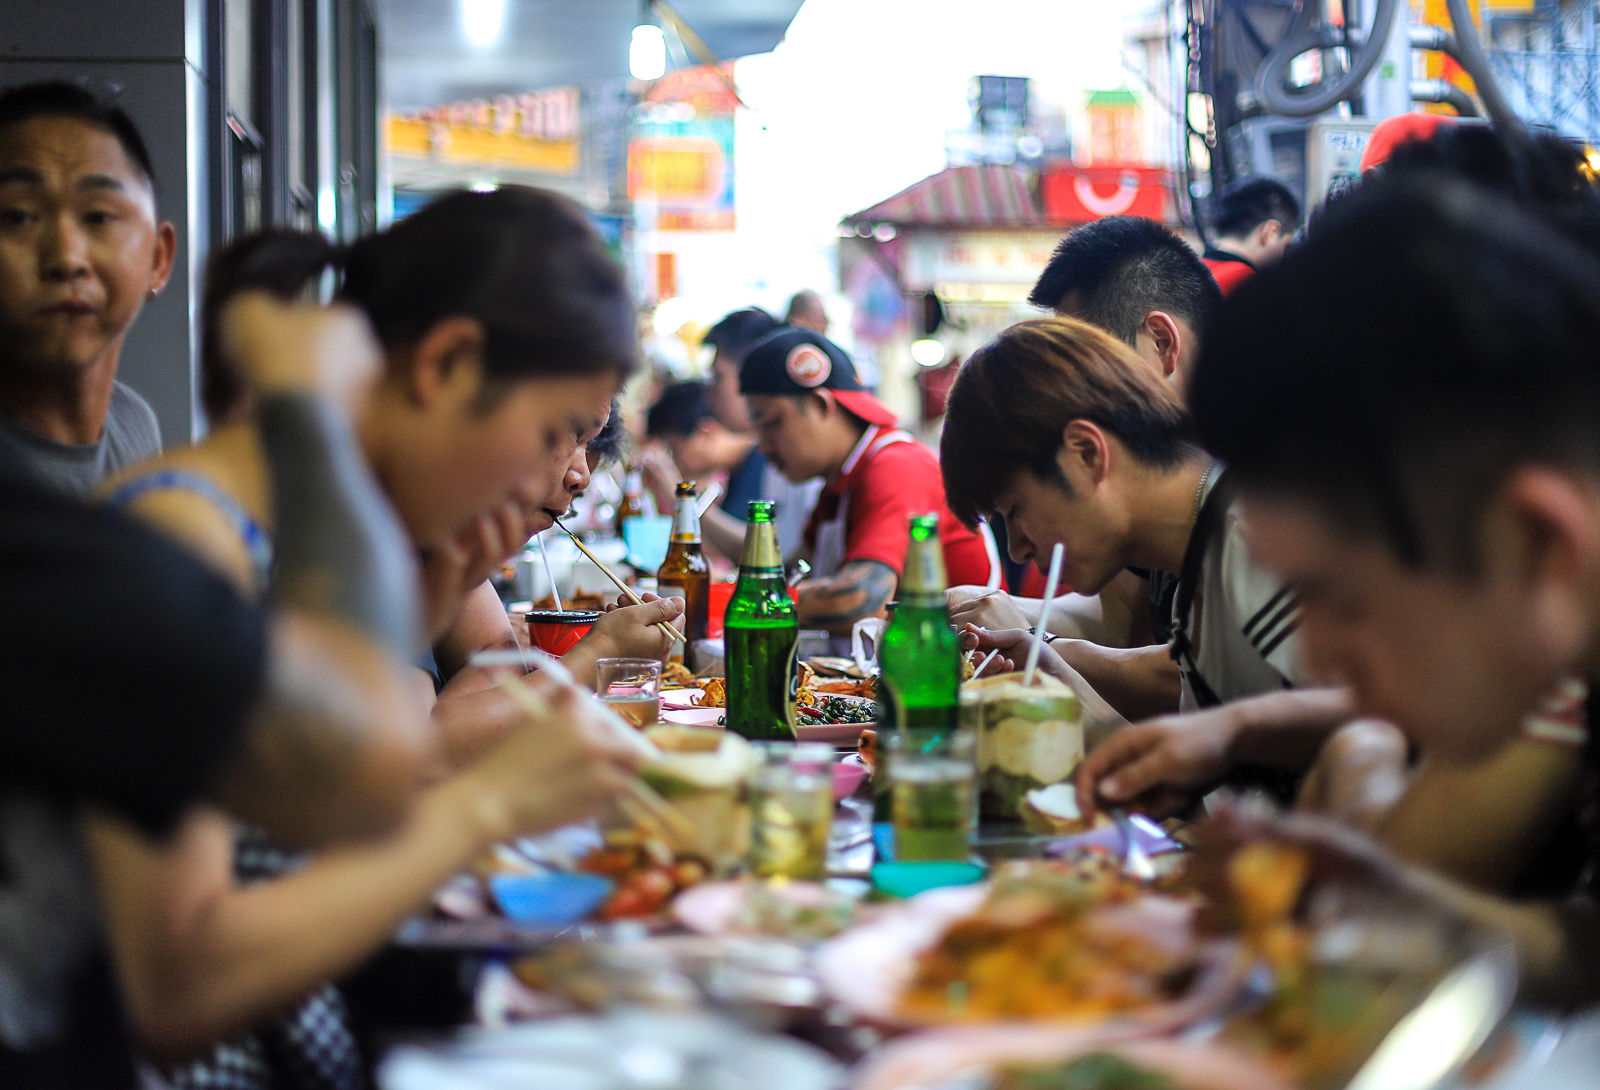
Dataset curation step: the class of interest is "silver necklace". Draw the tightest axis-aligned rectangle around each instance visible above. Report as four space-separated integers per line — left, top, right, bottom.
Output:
1191 460 1217 521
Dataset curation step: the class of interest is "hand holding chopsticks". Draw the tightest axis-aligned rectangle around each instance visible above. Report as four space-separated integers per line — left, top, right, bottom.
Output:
554 517 689 647
471 647 699 854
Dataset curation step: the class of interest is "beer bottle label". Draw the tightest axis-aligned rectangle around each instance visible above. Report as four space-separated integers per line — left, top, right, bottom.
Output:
902 539 944 601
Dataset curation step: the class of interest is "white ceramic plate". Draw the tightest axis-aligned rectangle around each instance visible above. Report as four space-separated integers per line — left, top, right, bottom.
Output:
813 883 1238 1030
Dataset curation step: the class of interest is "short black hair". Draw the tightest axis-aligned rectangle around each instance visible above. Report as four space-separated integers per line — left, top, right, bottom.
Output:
703 307 782 361
1027 216 1222 347
646 380 714 439
1191 175 1600 570
200 228 338 425
0 81 156 189
587 398 626 467
1381 126 1600 253
1211 177 1301 238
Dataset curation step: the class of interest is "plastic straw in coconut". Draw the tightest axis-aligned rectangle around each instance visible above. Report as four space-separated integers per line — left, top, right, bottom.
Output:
535 532 563 612
1022 542 1064 688
979 517 1003 592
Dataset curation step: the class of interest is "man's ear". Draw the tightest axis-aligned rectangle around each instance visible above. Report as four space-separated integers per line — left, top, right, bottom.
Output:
807 390 836 419
1139 312 1184 381
148 221 177 296
404 316 486 408
1494 466 1600 666
1058 419 1113 485
1255 218 1283 251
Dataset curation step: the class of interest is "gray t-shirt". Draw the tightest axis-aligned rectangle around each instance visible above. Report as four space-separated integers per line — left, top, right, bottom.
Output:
0 382 162 497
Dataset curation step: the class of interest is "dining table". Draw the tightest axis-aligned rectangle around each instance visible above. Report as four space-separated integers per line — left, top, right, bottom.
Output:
366 690 1600 1090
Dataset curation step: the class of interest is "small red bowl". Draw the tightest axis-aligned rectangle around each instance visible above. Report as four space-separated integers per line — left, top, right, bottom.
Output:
524 610 600 656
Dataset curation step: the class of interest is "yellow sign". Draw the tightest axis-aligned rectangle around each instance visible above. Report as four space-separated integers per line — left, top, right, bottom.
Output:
387 88 581 174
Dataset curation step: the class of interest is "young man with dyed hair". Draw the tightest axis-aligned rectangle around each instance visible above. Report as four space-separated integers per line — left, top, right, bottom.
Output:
941 317 1314 721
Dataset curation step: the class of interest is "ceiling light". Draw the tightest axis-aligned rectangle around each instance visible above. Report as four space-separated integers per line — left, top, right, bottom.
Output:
911 339 948 368
630 23 667 81
461 0 506 49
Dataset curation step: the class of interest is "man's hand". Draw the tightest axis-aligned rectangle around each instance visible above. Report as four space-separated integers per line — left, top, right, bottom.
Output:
639 445 682 515
219 293 381 409
948 587 1031 632
455 673 643 843
419 503 527 642
1073 706 1243 819
559 595 683 686
956 621 1082 682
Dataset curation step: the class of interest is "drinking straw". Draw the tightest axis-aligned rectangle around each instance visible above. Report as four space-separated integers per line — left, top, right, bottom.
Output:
535 531 563 612
978 517 1003 592
695 480 722 517
1022 542 1064 688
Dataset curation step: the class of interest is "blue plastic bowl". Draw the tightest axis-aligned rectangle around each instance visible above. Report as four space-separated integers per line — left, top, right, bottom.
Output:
870 860 986 899
489 872 615 928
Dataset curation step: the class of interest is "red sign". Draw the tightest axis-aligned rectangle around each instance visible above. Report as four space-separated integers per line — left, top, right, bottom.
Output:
1040 166 1174 223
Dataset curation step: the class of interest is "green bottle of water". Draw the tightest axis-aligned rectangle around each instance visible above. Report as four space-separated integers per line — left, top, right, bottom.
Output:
874 513 963 827
724 500 798 741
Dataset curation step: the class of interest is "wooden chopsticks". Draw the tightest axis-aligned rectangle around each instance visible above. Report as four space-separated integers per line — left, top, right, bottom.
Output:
491 669 698 855
553 517 690 647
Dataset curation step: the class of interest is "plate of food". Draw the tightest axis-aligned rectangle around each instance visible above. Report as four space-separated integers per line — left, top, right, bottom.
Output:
851 1032 1295 1090
672 879 865 942
814 859 1239 1031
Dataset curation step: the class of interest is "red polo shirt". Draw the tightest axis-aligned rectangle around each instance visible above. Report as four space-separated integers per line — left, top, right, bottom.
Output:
804 428 991 587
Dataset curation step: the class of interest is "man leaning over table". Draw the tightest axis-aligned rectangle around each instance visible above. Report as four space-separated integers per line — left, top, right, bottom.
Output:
1184 174 1600 1007
738 326 991 642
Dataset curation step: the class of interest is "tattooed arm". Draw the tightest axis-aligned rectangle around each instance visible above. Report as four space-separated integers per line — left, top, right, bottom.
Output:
795 558 898 634
201 297 435 842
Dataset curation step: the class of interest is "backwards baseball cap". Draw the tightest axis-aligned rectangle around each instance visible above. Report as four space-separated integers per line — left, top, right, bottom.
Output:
739 327 898 427
1361 112 1457 172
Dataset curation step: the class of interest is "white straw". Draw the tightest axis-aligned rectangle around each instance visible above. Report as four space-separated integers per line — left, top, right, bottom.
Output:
534 532 563 612
978 517 1003 591
695 480 722 517
974 647 1002 677
1022 542 1064 687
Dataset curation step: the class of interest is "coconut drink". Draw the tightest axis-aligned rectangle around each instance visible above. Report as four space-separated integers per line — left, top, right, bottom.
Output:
968 672 1085 824
635 725 760 873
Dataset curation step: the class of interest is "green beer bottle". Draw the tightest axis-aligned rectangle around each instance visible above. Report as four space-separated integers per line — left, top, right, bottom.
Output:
874 514 963 826
724 501 798 741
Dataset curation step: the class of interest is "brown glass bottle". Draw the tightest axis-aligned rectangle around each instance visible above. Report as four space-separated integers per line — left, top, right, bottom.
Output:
656 481 710 664
614 460 646 536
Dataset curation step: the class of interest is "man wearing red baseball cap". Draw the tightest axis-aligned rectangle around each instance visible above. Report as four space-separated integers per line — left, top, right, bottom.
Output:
739 327 992 634
1359 111 1458 172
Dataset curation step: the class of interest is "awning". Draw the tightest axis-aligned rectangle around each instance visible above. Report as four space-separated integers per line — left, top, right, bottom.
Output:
844 163 1177 231
842 165 1062 230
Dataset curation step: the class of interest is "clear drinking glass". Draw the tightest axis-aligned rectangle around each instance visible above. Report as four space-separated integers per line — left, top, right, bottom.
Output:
887 730 977 861
747 743 835 880
595 657 663 728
